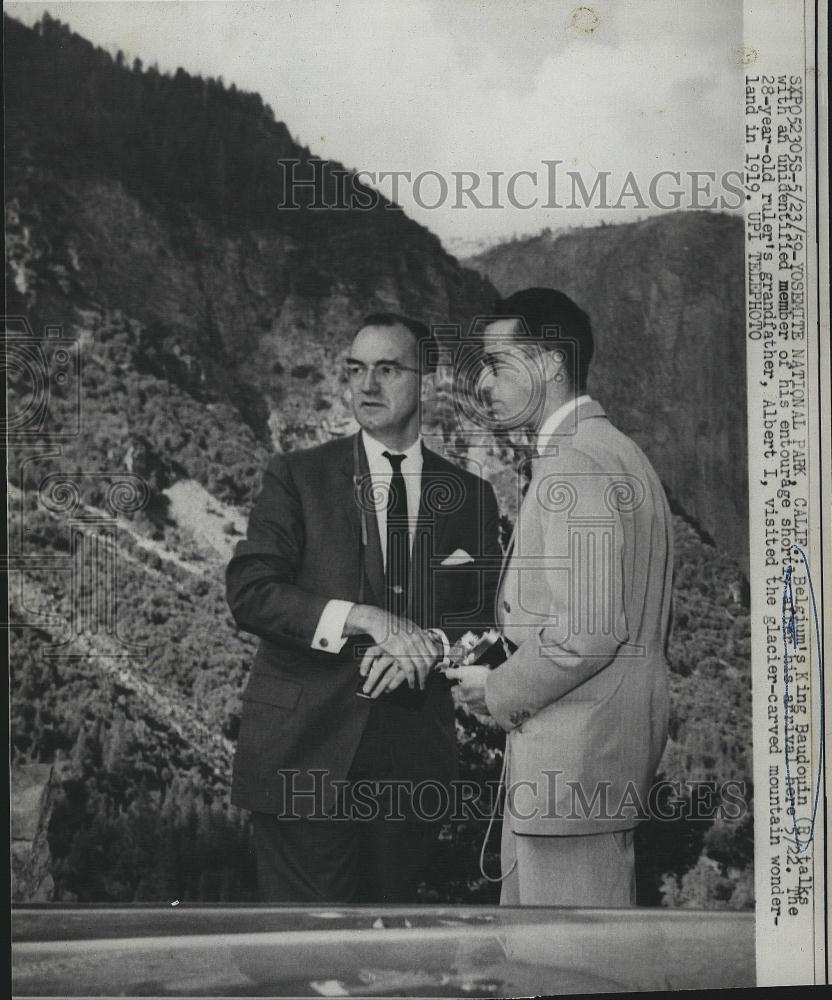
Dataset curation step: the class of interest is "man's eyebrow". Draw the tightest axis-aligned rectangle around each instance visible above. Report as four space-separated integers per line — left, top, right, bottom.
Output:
344 357 406 365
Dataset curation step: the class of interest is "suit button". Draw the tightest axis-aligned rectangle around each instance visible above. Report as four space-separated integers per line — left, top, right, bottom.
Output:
319 637 328 648
503 600 511 613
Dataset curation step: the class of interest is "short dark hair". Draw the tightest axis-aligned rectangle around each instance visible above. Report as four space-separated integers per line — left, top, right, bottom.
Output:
356 312 437 374
493 287 594 391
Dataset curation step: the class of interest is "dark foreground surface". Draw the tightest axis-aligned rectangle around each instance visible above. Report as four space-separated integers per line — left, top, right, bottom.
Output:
12 904 755 996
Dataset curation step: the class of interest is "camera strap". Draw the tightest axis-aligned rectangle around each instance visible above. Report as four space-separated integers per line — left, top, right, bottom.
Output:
479 738 517 883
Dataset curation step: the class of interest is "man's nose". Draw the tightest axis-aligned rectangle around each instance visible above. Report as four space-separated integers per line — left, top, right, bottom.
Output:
359 366 380 392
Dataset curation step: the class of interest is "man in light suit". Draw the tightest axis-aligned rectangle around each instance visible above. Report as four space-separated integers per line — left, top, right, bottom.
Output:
227 313 500 903
449 288 673 906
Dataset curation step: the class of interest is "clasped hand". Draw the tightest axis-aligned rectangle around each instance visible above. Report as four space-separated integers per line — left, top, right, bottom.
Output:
359 612 441 697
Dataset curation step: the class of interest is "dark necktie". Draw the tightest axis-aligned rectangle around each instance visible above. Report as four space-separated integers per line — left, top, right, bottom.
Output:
383 451 409 617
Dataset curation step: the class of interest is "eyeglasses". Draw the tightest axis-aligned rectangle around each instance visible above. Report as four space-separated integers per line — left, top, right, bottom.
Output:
343 360 419 386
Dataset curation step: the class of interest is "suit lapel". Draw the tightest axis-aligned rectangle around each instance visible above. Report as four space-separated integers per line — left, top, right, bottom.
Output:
359 436 386 608
415 445 449 545
497 400 606 613
408 445 449 623
495 451 534 615
339 433 385 607
338 437 360 547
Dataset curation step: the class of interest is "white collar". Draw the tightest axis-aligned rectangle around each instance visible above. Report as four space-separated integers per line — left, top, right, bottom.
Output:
536 395 592 455
361 429 423 467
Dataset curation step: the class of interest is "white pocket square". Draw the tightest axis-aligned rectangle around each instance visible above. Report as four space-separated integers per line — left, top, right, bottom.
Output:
442 549 474 566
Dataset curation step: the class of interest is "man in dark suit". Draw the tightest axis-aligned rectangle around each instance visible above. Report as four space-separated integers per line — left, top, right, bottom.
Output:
226 313 501 903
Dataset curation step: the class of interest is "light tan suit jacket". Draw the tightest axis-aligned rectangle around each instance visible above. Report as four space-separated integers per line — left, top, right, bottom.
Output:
485 399 673 835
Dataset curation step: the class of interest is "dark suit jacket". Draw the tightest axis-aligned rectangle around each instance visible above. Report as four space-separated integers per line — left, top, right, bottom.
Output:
226 433 501 815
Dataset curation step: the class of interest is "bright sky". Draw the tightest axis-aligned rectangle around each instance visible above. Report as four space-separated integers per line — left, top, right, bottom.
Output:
8 0 745 252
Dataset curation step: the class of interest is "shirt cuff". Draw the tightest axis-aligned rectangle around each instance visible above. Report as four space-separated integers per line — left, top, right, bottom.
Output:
311 600 354 653
427 628 451 670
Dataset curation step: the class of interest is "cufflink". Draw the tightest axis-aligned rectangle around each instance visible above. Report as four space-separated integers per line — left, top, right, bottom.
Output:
503 599 511 613
319 637 329 648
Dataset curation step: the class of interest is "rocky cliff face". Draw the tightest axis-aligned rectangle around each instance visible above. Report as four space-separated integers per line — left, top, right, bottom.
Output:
7 169 493 457
4 13 494 465
466 213 748 568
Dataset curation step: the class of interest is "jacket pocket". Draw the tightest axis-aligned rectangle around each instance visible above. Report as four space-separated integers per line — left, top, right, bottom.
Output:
242 672 302 711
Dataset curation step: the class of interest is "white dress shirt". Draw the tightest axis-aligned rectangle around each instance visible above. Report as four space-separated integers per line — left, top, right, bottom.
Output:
311 431 424 653
360 430 423 562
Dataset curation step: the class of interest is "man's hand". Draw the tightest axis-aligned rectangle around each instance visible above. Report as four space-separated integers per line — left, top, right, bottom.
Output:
358 652 408 697
347 605 442 695
445 664 491 715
